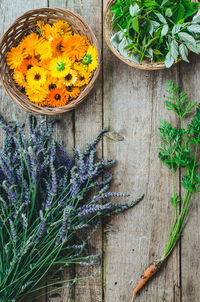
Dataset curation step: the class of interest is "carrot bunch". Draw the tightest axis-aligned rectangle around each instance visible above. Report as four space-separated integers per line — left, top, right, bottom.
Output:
132 81 200 300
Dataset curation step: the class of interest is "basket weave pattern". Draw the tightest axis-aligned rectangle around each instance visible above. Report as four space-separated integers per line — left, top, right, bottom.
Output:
103 0 198 70
0 7 100 115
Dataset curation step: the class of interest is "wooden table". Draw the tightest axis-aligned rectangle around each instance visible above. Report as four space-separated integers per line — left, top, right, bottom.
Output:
0 1 200 301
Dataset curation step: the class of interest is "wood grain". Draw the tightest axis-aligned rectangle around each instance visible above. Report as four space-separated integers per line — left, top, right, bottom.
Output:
1 0 200 301
102 14 181 300
179 55 200 302
47 0 103 302
71 1 103 302
0 1 47 302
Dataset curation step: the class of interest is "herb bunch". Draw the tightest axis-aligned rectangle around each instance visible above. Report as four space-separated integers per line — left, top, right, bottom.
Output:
159 81 199 259
132 81 200 300
0 115 143 302
110 0 200 67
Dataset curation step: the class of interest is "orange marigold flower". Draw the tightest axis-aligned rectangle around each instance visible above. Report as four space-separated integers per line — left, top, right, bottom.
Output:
39 58 51 69
64 86 81 99
20 33 40 57
13 69 26 87
47 88 68 107
7 46 25 69
35 40 52 60
63 34 89 61
43 24 58 41
51 36 64 56
82 35 90 46
19 58 39 75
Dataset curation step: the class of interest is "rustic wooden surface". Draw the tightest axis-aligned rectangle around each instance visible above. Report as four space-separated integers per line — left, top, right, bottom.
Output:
0 1 200 302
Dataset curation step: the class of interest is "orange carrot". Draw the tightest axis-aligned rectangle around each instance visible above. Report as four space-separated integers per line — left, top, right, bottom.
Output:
131 260 163 301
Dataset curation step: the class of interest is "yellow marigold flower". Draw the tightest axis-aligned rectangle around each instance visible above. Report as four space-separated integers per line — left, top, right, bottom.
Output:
63 34 88 61
35 40 53 60
43 24 58 41
20 33 40 57
75 70 91 87
64 86 81 99
19 58 39 75
45 75 58 92
59 69 77 87
51 35 64 56
82 45 98 72
47 88 68 107
7 46 25 69
13 69 26 87
26 85 48 105
53 20 72 36
26 66 47 88
49 56 72 78
73 62 87 73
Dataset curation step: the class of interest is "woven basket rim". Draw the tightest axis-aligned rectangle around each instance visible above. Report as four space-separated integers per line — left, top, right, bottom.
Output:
0 7 101 115
103 0 198 71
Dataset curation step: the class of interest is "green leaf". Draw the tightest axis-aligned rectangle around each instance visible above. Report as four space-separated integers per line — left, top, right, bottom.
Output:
129 3 140 17
179 43 189 62
146 48 154 61
165 8 172 17
173 4 185 23
172 24 181 35
129 53 140 64
182 0 193 11
183 5 199 20
171 195 181 206
161 24 169 36
143 0 160 8
192 10 200 24
171 40 179 60
165 52 174 68
187 24 200 33
161 0 169 7
132 17 139 33
178 32 196 45
154 12 167 24
186 43 200 54
110 31 124 48
154 49 163 55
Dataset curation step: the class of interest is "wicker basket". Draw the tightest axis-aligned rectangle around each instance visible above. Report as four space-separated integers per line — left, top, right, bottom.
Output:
0 7 100 115
103 0 198 70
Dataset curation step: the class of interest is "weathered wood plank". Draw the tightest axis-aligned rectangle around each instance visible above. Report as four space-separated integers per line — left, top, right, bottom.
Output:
71 0 103 301
46 1 75 301
179 55 200 302
102 22 181 301
47 1 103 302
0 2 48 302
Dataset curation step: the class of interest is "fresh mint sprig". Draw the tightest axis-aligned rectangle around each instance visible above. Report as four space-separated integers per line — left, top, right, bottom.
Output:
110 0 200 66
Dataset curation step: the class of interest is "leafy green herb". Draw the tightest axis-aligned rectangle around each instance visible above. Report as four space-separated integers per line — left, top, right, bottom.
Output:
159 81 199 259
109 0 200 66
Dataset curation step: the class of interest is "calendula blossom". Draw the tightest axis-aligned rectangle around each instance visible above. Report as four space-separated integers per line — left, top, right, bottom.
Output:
6 20 98 108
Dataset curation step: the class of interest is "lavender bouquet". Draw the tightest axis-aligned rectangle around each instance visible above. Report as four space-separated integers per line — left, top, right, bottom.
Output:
0 115 143 302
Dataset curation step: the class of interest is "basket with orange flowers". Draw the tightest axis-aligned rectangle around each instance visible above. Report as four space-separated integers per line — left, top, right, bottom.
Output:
0 8 100 115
